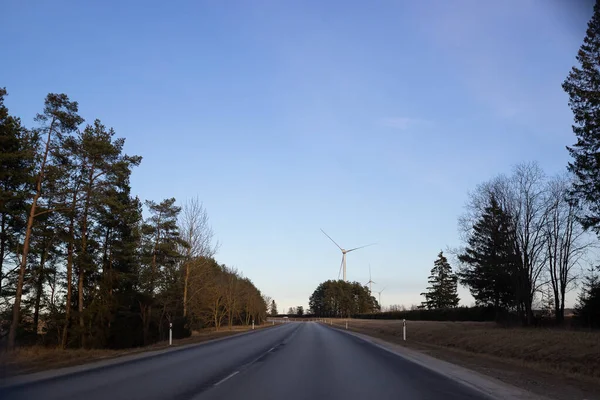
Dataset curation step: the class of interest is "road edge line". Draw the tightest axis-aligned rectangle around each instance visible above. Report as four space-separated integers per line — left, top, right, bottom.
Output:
321 323 545 400
0 324 283 389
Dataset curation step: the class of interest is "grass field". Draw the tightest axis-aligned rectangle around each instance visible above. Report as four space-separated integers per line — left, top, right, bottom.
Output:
0 324 271 377
327 319 600 380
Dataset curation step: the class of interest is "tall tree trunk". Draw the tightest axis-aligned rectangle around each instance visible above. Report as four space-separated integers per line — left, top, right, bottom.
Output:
525 289 534 326
62 190 77 349
108 249 113 331
102 227 110 290
34 225 56 335
183 260 190 318
143 223 161 345
139 301 149 346
493 291 500 322
8 118 55 350
33 252 46 333
0 211 6 298
101 227 112 331
78 167 94 348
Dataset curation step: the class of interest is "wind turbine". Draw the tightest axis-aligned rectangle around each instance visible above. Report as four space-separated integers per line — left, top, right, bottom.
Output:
321 229 375 282
365 264 375 294
376 287 386 307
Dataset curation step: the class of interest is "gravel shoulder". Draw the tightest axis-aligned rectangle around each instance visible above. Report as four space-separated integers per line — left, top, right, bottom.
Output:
328 319 600 400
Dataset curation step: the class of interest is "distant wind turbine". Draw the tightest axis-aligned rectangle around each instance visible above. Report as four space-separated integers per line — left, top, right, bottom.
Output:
321 229 375 282
376 287 386 307
365 264 375 294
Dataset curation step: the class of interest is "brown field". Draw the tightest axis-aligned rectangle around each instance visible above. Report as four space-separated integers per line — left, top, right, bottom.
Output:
323 318 600 400
330 319 600 378
0 324 271 377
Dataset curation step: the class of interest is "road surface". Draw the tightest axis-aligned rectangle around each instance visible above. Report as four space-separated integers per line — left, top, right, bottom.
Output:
1 322 491 400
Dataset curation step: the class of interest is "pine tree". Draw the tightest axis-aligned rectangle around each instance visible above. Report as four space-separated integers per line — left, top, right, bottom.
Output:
574 266 600 328
139 198 186 344
0 88 273 349
8 93 83 350
420 251 460 309
562 1 600 235
71 120 141 347
270 300 278 316
458 195 517 318
0 88 36 311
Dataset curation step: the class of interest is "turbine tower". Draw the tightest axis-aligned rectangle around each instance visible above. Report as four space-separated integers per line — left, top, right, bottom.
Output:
321 229 375 282
365 264 376 293
376 287 386 307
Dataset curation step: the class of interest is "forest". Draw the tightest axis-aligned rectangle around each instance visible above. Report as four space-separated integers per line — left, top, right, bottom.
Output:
0 91 268 350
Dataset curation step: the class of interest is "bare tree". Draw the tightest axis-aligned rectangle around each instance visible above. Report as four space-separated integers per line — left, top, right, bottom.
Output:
504 162 550 325
179 197 219 318
223 266 239 330
262 295 272 315
544 174 593 324
460 162 551 325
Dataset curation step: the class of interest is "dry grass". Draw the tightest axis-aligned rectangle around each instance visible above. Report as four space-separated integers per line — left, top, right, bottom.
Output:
0 324 271 377
329 319 600 380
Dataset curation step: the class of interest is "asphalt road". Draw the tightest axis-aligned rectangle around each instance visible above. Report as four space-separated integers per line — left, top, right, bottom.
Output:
1 322 491 400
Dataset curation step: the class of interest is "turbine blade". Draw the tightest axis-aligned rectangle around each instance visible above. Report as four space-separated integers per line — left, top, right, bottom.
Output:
321 229 343 251
337 257 344 279
347 243 376 252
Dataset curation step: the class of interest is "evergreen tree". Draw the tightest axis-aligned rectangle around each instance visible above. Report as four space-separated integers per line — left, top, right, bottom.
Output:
0 89 270 350
562 1 600 235
574 266 600 328
296 306 304 316
420 252 459 309
270 300 278 316
8 93 83 349
0 88 36 312
458 195 517 318
139 198 186 344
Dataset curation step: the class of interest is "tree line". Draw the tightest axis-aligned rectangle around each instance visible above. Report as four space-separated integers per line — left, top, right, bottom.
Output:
0 90 268 350
419 3 600 328
456 163 594 325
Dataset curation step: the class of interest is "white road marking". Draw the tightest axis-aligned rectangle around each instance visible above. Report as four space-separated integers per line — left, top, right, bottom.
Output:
214 371 239 386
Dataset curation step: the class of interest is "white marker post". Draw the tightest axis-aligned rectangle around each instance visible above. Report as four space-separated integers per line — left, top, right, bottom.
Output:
169 322 173 346
403 319 406 341
345 321 348 330
252 319 255 330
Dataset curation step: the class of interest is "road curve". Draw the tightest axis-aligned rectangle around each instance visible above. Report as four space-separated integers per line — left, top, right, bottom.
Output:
1 322 491 400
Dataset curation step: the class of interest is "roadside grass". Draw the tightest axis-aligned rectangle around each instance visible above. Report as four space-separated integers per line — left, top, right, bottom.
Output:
0 324 271 377
326 319 600 380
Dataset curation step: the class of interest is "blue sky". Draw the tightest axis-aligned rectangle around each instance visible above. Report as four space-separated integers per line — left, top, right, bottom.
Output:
1 0 595 311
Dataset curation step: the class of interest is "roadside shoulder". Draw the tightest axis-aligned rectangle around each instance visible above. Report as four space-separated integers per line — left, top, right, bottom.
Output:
329 325 545 400
0 324 279 389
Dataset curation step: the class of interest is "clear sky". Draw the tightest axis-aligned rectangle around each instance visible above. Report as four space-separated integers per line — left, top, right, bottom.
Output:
1 0 596 312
